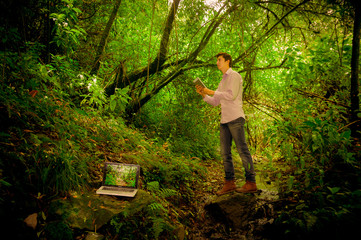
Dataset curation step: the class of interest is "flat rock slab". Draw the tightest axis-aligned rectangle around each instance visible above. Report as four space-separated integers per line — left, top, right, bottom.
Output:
205 192 257 228
49 189 153 231
204 190 278 229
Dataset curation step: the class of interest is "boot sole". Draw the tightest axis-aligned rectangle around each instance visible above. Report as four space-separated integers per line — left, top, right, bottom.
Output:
235 189 258 193
216 189 236 196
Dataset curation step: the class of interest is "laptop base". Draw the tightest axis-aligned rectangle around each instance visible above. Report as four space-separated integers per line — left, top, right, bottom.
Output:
96 186 138 197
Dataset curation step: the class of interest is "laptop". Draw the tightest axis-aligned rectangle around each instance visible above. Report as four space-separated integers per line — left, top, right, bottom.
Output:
96 162 140 197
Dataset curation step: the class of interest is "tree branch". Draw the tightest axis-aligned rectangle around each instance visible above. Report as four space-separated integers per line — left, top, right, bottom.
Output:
293 87 350 109
90 0 122 76
234 0 310 64
105 0 181 95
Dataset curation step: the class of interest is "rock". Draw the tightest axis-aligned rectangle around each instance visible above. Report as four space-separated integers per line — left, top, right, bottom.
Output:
204 189 278 230
205 192 257 228
48 189 154 231
116 189 154 217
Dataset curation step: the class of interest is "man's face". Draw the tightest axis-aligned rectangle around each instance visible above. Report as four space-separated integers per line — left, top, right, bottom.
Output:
217 56 229 72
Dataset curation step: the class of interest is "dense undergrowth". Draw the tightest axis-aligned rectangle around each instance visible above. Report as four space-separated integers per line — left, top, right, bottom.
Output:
0 83 209 239
265 105 361 239
0 48 210 239
1 46 361 239
2 55 361 239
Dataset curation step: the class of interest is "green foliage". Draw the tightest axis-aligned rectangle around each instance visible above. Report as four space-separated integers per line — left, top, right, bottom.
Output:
147 181 178 199
46 54 82 94
81 79 131 114
272 102 355 191
283 35 352 103
0 86 88 195
0 44 131 197
0 72 203 238
274 186 361 239
44 221 73 240
265 33 361 238
50 0 86 55
107 180 181 240
110 87 132 112
302 115 354 164
135 75 220 160
110 192 176 240
139 152 205 203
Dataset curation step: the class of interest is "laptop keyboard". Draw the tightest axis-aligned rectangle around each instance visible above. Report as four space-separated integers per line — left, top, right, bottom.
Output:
103 186 135 192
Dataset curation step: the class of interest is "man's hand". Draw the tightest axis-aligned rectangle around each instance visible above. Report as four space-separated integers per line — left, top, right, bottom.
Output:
196 85 215 97
196 85 206 97
202 87 215 96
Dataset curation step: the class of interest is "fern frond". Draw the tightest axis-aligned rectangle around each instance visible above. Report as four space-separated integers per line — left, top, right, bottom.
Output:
159 188 178 198
147 181 160 191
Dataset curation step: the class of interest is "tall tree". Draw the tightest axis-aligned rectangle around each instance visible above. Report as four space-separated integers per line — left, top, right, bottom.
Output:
124 2 238 115
350 0 361 139
90 0 122 76
105 0 182 96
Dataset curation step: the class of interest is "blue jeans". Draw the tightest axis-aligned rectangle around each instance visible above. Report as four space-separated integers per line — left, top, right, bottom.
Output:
220 117 256 182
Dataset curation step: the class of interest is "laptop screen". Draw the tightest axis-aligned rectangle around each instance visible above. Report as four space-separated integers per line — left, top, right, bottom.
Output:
104 163 139 188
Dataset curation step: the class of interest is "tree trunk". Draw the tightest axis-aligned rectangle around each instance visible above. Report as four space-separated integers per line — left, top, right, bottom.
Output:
90 0 122 76
105 0 181 96
44 0 51 63
350 0 361 139
124 3 237 116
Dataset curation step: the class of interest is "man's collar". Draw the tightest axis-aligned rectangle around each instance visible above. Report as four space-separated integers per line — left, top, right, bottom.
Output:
224 68 232 75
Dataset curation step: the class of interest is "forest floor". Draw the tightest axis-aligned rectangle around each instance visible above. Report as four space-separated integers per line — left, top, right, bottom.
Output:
2 85 360 240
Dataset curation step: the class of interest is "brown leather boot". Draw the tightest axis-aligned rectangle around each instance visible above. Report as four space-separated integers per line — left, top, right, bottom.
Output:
216 179 236 195
236 181 257 193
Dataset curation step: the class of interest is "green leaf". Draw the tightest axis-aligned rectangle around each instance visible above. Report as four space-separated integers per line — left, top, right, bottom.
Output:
110 99 116 112
327 186 340 195
0 179 12 187
0 132 11 138
288 176 294 190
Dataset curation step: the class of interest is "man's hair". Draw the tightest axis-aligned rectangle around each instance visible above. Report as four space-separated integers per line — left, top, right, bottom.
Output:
216 52 232 67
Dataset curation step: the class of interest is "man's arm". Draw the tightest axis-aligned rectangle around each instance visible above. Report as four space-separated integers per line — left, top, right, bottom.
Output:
195 85 220 106
202 88 215 96
196 86 215 96
213 72 241 101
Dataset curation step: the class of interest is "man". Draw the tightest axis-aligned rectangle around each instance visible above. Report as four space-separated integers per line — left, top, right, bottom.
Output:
196 52 257 195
